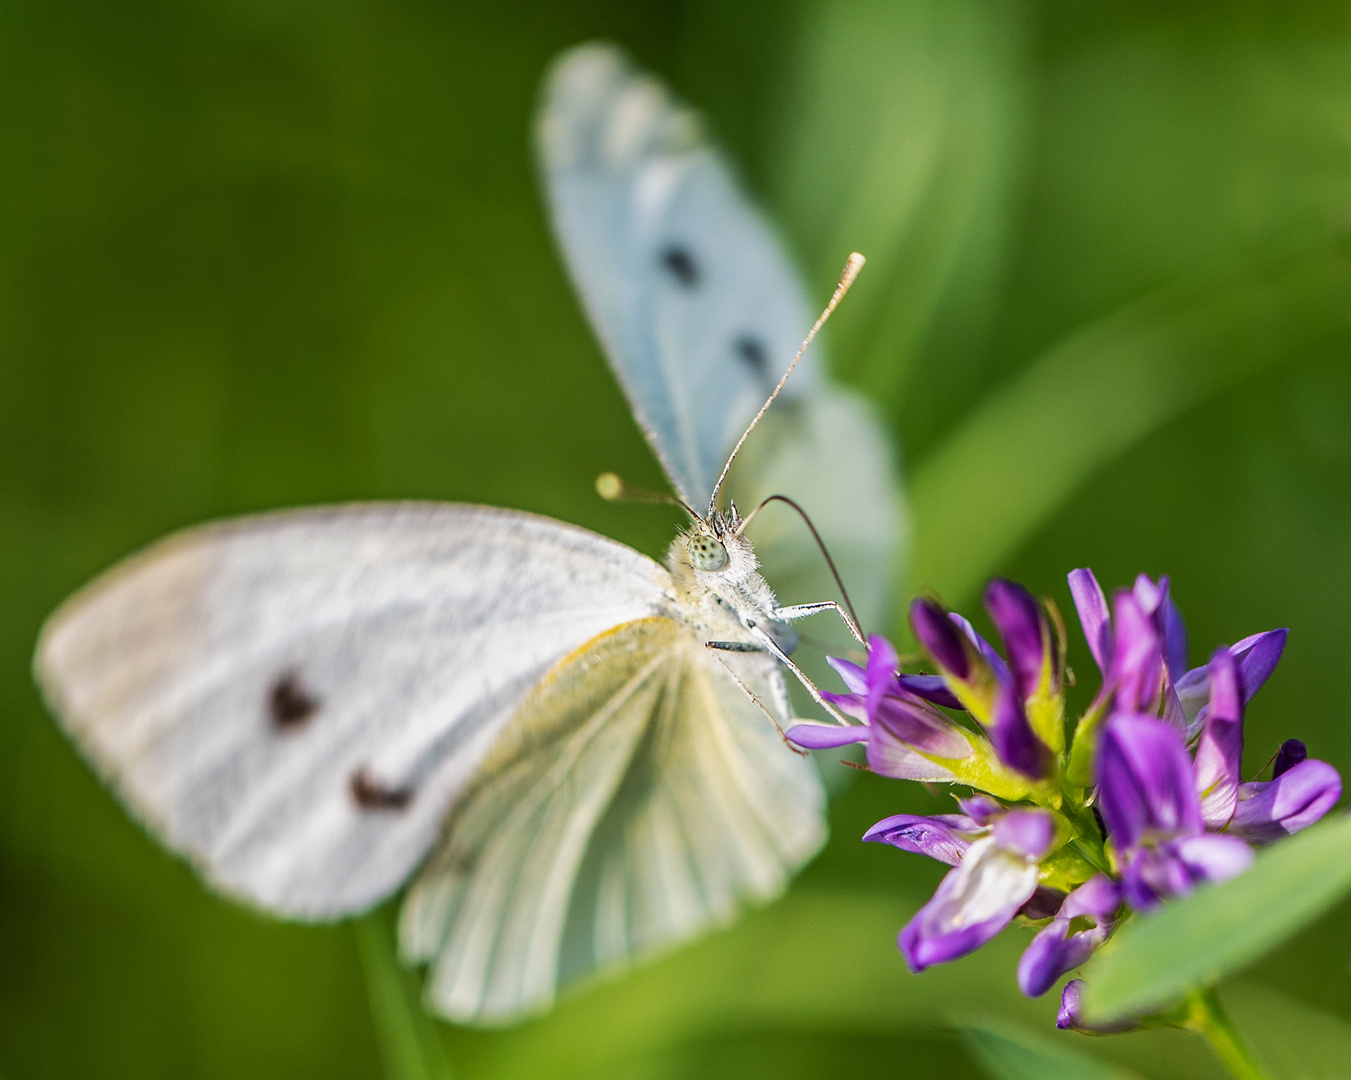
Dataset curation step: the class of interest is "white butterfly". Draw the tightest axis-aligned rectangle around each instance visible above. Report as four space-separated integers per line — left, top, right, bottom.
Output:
32 42 899 1026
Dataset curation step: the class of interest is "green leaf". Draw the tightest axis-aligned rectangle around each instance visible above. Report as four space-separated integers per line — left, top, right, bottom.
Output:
905 233 1350 609
770 0 1030 405
1082 814 1351 1024
958 1017 1145 1080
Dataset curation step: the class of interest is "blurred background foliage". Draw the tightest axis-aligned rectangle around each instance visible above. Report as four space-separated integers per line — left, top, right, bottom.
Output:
0 1 1347 1077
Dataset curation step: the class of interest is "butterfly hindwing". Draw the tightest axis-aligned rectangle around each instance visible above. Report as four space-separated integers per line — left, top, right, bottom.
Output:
399 617 824 1024
34 504 670 919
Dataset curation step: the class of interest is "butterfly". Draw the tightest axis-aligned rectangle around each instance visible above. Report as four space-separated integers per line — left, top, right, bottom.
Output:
32 42 899 1026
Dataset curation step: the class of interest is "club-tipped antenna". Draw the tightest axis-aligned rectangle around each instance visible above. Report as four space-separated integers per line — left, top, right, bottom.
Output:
735 493 865 640
706 251 866 516
596 471 701 521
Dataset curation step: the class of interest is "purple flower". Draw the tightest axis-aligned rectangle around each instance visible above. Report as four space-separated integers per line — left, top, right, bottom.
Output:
842 568 1341 1035
1018 875 1119 997
892 805 1061 972
1096 714 1253 910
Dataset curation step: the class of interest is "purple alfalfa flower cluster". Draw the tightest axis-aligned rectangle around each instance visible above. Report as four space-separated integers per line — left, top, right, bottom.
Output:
787 570 1342 1030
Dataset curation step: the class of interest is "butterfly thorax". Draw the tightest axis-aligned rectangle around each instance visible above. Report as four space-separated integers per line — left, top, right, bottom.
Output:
665 517 784 648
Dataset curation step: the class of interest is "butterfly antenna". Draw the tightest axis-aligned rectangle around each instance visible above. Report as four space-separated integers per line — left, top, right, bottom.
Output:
706 251 866 517
596 471 701 521
736 493 865 639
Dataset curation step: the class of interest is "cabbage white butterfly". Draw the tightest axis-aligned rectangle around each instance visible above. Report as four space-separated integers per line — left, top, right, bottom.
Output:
32 42 899 1026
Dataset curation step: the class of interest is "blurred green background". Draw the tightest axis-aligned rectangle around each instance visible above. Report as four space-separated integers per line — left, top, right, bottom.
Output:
1 1 1347 1077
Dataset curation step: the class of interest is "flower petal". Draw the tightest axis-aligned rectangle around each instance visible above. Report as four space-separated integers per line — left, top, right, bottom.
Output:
1096 714 1203 850
863 813 982 866
898 837 1039 972
819 689 869 722
1194 648 1244 828
1110 592 1165 714
1062 873 1122 921
864 634 900 719
1020 919 1096 998
897 673 964 710
871 695 973 760
1057 980 1140 1033
1132 573 1167 617
1068 568 1113 673
990 682 1050 779
956 794 1006 826
1228 758 1342 843
785 722 869 750
1174 833 1253 884
992 809 1058 860
1173 628 1289 736
949 612 1011 684
910 599 970 678
1019 929 1087 1000
826 655 869 695
1017 875 1119 997
1164 596 1189 681
1231 628 1288 702
984 578 1048 695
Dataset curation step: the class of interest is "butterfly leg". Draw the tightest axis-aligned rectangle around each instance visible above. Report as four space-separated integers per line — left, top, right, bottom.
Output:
743 624 851 726
773 601 864 645
704 644 806 754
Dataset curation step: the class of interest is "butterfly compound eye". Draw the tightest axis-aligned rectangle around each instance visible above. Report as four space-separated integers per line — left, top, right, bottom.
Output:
686 533 729 572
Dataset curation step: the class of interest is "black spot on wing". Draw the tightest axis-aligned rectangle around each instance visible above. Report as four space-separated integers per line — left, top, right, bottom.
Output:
660 244 699 287
269 673 318 730
734 334 769 376
350 769 414 811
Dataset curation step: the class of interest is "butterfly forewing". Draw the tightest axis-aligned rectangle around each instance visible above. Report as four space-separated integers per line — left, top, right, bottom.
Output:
538 43 902 639
538 43 818 510
34 504 670 919
400 617 823 1024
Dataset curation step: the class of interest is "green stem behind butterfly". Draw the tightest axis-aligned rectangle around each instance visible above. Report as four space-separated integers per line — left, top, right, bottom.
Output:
354 908 454 1080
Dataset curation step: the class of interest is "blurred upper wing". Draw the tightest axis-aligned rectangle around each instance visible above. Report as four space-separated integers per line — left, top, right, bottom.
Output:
537 42 902 631
399 616 826 1025
34 503 670 919
537 42 820 510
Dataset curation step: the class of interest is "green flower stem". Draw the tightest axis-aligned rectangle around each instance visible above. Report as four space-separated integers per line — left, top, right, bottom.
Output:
354 909 454 1080
1185 988 1272 1080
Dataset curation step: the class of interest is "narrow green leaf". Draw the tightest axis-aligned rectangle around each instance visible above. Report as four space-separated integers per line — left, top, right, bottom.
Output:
905 234 1349 610
959 1017 1145 1080
1082 814 1351 1023
354 908 454 1080
770 0 1029 405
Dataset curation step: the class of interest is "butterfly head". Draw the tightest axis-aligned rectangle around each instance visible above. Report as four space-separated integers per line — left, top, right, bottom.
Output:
677 506 757 585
